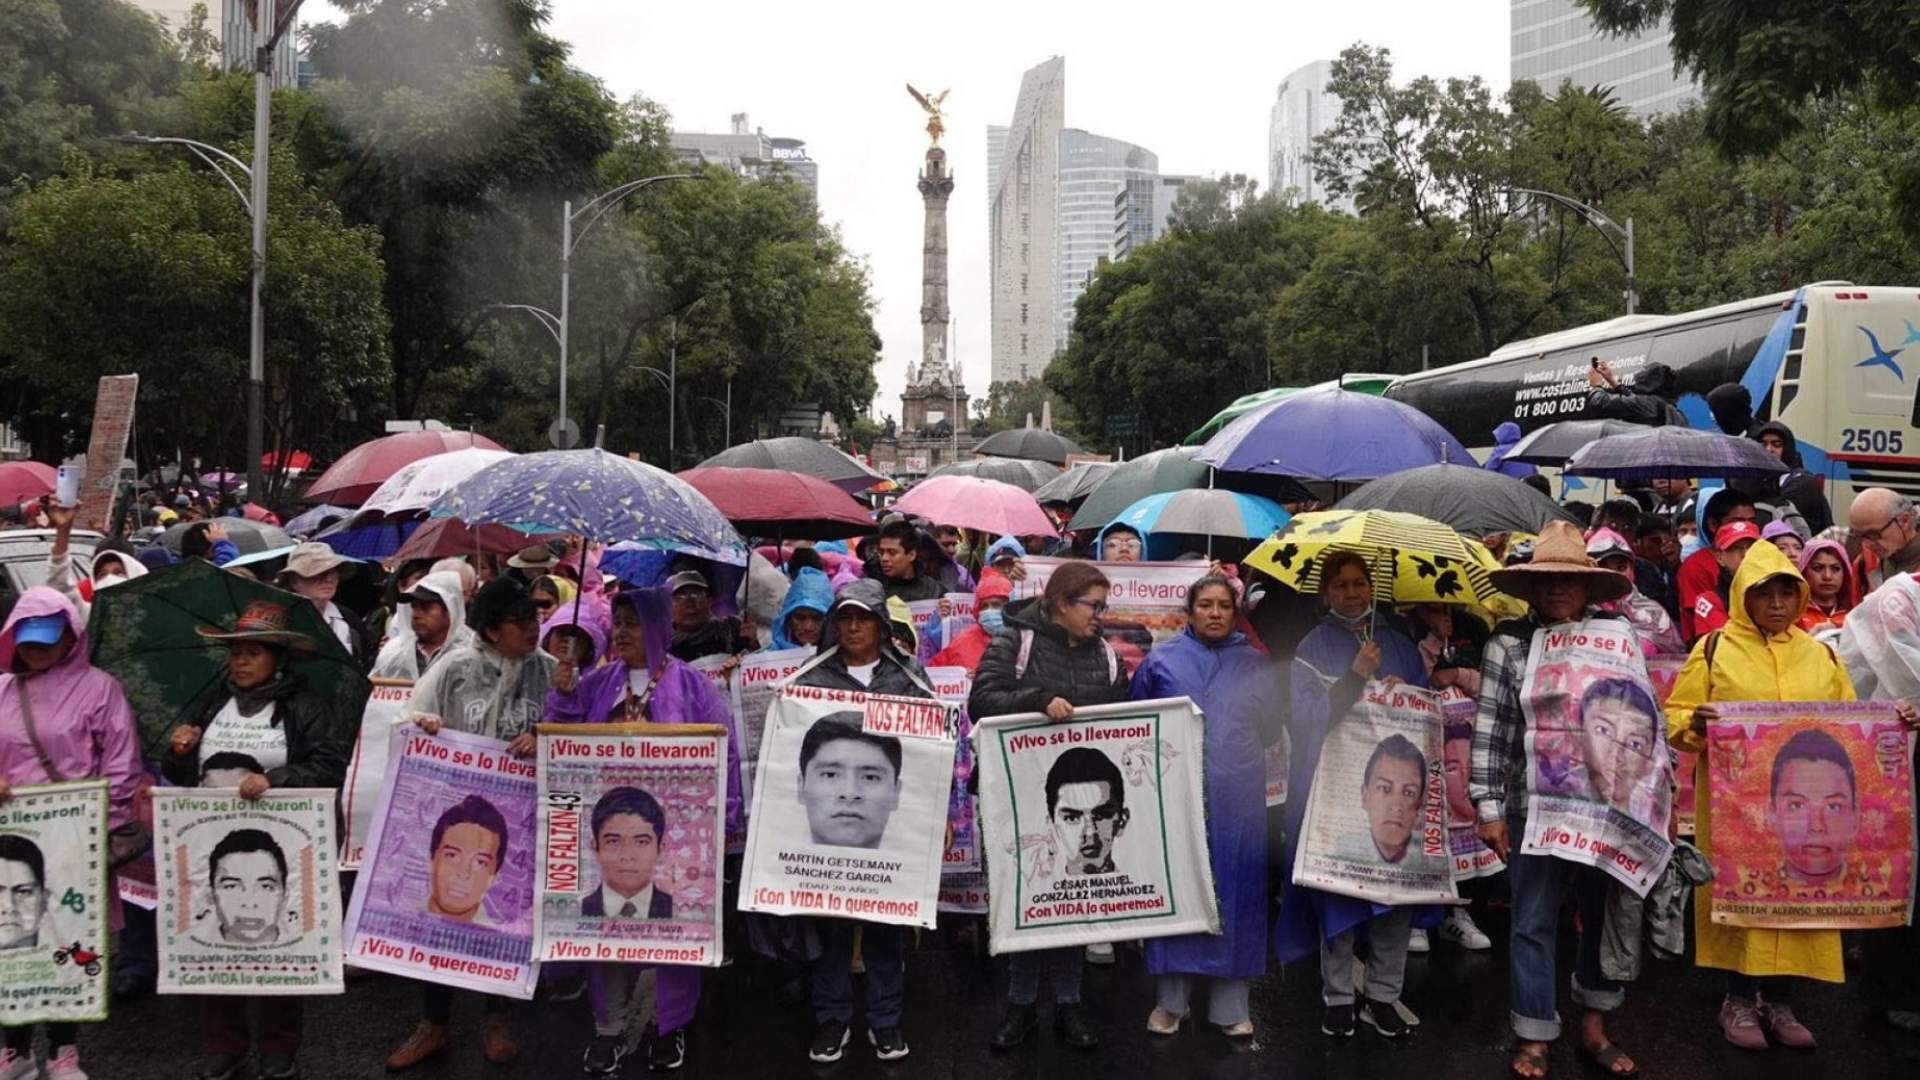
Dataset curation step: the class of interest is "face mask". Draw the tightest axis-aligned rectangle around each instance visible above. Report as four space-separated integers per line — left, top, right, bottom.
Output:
1328 607 1372 630
96 572 126 588
1679 536 1704 561
978 609 1005 634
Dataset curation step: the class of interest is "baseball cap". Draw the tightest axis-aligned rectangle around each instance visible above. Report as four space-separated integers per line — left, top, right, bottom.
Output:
665 570 710 594
1714 521 1763 551
12 615 68 647
1584 529 1634 564
401 585 448 608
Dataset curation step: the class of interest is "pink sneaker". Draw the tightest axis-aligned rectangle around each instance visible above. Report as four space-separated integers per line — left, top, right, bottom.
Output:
47 1044 88 1080
1719 995 1768 1051
1759 1002 1816 1050
0 1046 36 1080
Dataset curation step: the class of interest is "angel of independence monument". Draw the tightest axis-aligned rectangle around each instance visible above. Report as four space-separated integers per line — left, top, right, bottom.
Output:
871 84 978 479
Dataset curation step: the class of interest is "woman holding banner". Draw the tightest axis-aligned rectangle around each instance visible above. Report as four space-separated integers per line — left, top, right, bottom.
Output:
0 588 144 1080
1280 549 1430 1041
972 561 1129 1053
1128 575 1277 1037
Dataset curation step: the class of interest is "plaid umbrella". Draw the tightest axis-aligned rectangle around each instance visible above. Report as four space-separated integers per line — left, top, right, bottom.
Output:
1562 426 1789 481
1244 509 1503 607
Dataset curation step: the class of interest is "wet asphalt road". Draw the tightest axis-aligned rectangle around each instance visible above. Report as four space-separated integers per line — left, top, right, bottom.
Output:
68 909 1920 1079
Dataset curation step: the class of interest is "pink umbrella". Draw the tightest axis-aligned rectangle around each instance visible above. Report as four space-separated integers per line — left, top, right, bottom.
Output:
303 431 505 506
892 475 1059 539
0 461 55 506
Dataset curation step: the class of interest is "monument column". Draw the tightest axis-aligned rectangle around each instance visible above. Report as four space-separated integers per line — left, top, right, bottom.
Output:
918 146 954 380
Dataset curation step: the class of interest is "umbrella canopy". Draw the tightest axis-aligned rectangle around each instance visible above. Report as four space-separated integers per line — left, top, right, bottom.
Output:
302 430 505 506
161 517 294 556
430 448 743 560
697 437 886 495
1068 447 1210 531
313 516 421 560
385 517 534 566
1109 489 1290 560
1503 418 1648 466
1031 461 1115 506
1562 426 1790 481
0 461 55 505
1197 386 1472 481
1244 509 1504 608
358 447 515 518
89 559 371 757
1184 376 1398 445
926 456 1060 492
1335 463 1577 537
971 427 1086 465
675 467 876 541
892 475 1059 538
198 470 246 490
283 504 352 538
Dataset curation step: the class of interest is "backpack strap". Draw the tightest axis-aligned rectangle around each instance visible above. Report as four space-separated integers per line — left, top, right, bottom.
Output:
1014 629 1034 681
1102 637 1120 684
1702 630 1720 699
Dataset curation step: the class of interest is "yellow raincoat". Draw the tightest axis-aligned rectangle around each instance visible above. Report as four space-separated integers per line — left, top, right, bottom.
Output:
1664 541 1855 982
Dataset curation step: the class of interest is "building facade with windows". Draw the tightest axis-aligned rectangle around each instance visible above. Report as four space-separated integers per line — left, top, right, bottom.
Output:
671 114 818 199
987 57 1065 385
1267 59 1352 213
1510 0 1698 116
1056 130 1157 348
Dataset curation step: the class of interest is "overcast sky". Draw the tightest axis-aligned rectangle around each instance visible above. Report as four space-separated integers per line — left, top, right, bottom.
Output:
307 0 1511 421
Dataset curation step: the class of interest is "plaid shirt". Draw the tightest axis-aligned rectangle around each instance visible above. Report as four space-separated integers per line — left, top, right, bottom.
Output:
1469 619 1536 825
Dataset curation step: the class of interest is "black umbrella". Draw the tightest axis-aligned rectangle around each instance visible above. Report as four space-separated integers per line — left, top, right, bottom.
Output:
1032 461 1115 506
1334 463 1577 538
1504 419 1648 466
926 457 1061 492
972 427 1086 465
161 517 295 556
696 437 887 495
1068 447 1311 532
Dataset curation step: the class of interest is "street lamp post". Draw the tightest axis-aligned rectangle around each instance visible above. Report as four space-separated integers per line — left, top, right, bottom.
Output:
1509 187 1635 315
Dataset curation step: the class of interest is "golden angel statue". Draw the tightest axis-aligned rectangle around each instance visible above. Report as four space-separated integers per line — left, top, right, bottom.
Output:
906 83 950 146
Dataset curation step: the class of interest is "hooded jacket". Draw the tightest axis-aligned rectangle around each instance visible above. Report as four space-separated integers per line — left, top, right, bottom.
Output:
540 600 611 669
930 568 1013 674
44 541 150 623
968 596 1129 720
770 567 832 651
1664 540 1854 983
371 571 472 681
1753 420 1833 535
788 579 936 698
164 658 354 791
1793 538 1857 635
1587 363 1685 426
0 588 144 826
410 630 555 743
1483 422 1538 478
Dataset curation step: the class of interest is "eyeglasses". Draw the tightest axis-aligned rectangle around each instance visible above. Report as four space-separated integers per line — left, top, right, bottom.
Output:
1070 598 1108 615
1856 516 1908 543
671 589 711 604
1104 537 1142 551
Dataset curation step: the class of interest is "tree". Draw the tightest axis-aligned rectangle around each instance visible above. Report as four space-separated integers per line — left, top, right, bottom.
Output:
971 379 1080 440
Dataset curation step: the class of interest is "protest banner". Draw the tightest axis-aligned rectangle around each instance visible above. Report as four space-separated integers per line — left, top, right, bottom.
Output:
1518 619 1673 896
535 724 728 968
687 654 736 701
1645 657 1696 836
938 872 988 915
733 647 814 807
1293 682 1458 905
74 374 137 533
0 781 109 1023
976 697 1218 954
154 788 343 995
341 728 539 999
906 599 942 662
1010 558 1208 674
739 685 957 929
1704 701 1915 929
927 666 980 875
341 678 413 869
1441 692 1502 880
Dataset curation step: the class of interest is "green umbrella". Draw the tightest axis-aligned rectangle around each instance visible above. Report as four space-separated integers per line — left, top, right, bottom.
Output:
89 559 372 757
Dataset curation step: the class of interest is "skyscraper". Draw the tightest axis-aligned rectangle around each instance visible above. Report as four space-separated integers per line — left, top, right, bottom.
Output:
1510 0 1697 116
1056 130 1157 349
988 57 1065 385
1113 175 1196 261
1267 59 1352 213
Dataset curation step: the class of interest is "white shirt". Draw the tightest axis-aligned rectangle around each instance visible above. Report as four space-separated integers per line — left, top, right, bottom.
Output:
319 601 354 651
198 697 289 776
597 882 657 919
845 661 878 687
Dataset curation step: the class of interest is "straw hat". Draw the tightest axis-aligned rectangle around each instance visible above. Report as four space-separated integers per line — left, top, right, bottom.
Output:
196 600 320 652
1489 521 1631 603
508 544 559 571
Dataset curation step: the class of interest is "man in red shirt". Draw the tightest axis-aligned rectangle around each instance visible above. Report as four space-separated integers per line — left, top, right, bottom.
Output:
1677 490 1759 642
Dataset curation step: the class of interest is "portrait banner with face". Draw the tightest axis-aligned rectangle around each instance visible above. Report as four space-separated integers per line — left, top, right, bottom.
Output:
905 600 942 663
927 666 981 875
1704 702 1915 929
1518 619 1674 896
1441 693 1502 880
1293 682 1458 905
340 727 539 999
1645 657 1696 836
534 724 727 967
341 678 414 870
733 647 815 810
0 781 110 1023
739 685 957 929
976 697 1218 955
1010 558 1210 675
154 788 343 995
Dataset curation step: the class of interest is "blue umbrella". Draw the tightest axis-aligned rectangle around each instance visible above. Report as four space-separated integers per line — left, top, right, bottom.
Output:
1195 386 1472 481
283 503 352 538
429 448 744 562
1102 489 1291 560
314 517 421 559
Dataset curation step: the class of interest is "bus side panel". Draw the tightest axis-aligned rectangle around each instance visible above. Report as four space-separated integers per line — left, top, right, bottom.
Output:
1813 289 1920 508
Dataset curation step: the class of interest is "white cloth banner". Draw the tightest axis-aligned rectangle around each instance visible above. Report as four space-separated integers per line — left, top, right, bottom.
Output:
732 647 814 808
0 781 110 1023
340 679 413 870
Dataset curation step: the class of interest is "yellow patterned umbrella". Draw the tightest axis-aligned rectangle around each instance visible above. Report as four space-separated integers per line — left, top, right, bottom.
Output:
1244 509 1507 607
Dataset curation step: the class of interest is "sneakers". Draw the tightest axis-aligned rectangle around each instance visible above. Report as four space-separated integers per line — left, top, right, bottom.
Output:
1361 999 1411 1038
868 1027 909 1061
583 1034 629 1075
990 1005 1037 1051
257 1052 299 1080
0 1048 36 1080
1054 1003 1099 1049
46 1046 87 1080
481 1013 519 1064
386 1021 450 1071
1406 927 1431 954
1146 1006 1186 1035
1085 942 1116 965
1322 1004 1357 1037
1719 995 1769 1051
1759 1001 1816 1049
1437 907 1493 950
198 1052 246 1080
648 1028 686 1072
809 1020 850 1064
1219 1020 1255 1038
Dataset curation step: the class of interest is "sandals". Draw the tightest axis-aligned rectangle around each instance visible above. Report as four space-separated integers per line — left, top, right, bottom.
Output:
1511 1042 1550 1079
1581 1040 1638 1078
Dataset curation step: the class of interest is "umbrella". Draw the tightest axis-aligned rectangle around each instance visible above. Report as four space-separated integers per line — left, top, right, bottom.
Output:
357 447 516 518
0 461 55 505
1031 462 1115 506
1109 489 1290 560
926 456 1061 492
697 437 887 495
1503 419 1648 466
1244 509 1504 608
283 504 352 538
302 431 505 506
1069 448 1210 531
198 470 246 490
892 475 1058 539
971 427 1086 465
430 448 744 560
89 559 371 757
262 449 313 476
675 467 876 541
1196 386 1472 481
313 517 422 560
385 517 535 566
240 503 279 525
1183 376 1398 445
1335 463 1577 537
1562 426 1791 481
161 517 294 556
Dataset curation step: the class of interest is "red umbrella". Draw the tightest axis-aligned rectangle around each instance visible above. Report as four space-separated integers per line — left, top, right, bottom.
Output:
893 475 1059 539
240 502 281 525
303 431 505 506
261 449 313 475
0 462 55 506
676 467 876 541
384 517 533 567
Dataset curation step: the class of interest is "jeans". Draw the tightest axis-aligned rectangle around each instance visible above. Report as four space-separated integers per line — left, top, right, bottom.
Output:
204 998 303 1055
1156 975 1251 1026
1006 946 1083 1006
1319 907 1412 1006
590 963 701 1036
1507 830 1624 1042
3 1023 78 1052
1861 922 1920 1013
812 920 904 1028
117 902 157 982
422 985 510 1026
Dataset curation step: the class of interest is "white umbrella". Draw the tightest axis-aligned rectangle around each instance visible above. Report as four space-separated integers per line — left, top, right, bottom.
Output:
358 447 516 518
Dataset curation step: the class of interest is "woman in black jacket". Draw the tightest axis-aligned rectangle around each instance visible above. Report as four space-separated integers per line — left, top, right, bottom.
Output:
970 560 1128 1053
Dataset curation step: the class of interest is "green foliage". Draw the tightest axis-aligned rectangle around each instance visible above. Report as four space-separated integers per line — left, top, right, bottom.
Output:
972 379 1080 440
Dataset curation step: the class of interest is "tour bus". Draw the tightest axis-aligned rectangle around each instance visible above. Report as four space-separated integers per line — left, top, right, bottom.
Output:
1384 283 1920 508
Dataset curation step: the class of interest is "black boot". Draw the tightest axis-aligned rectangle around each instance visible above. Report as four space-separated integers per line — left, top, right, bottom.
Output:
991 1004 1038 1050
1055 1002 1100 1050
